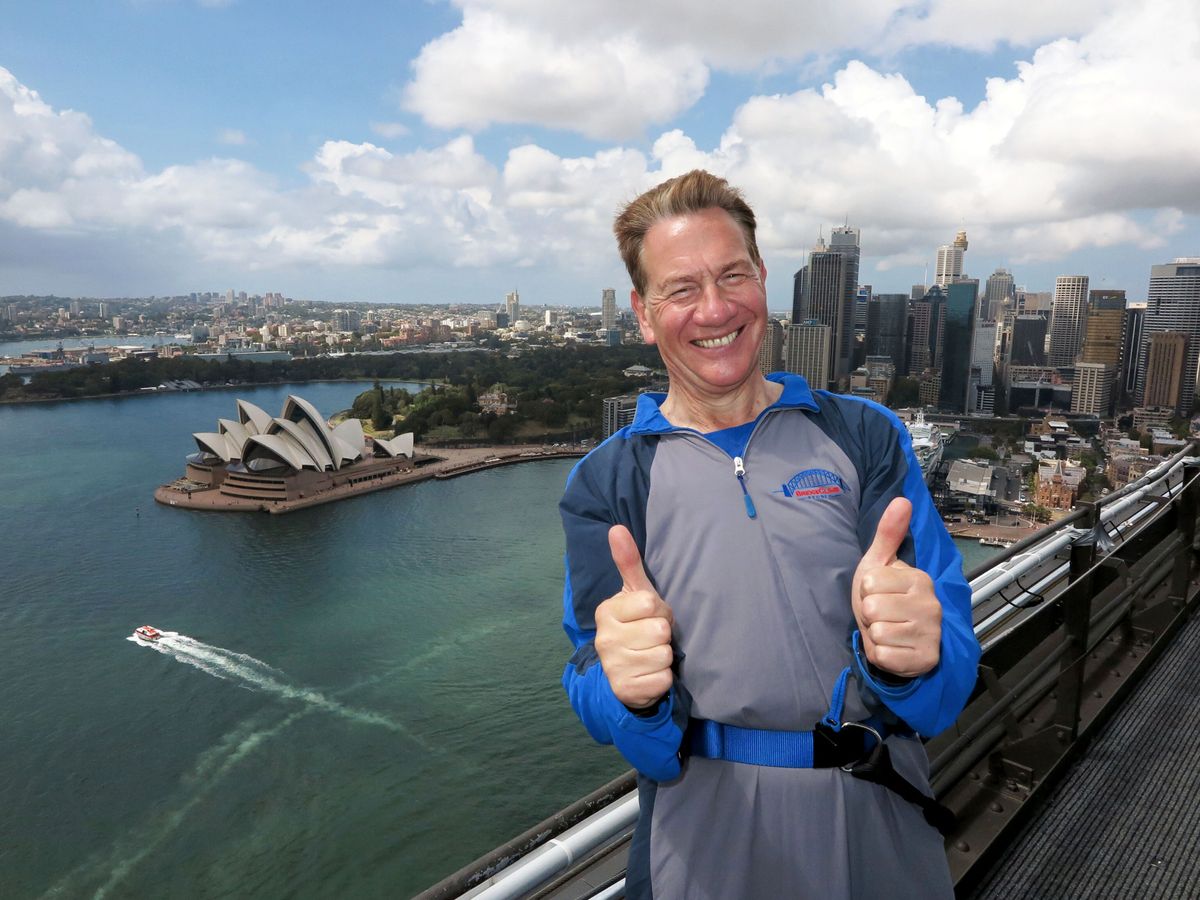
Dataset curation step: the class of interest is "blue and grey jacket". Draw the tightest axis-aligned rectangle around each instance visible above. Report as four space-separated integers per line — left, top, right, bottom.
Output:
560 373 979 898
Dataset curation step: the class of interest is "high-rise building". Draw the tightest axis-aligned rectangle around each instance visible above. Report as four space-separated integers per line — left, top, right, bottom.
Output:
1016 290 1053 314
795 236 850 384
1080 290 1127 367
1071 362 1112 417
784 321 831 389
505 289 520 325
855 284 872 337
1048 276 1090 367
934 231 968 287
982 269 1014 322
865 294 908 373
757 319 784 376
602 395 640 438
1143 331 1189 410
907 286 946 375
1137 260 1200 414
940 280 979 412
1120 304 1146 408
601 288 617 331
1010 315 1048 366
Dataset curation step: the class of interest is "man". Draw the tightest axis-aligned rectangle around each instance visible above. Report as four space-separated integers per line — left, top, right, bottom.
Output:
560 170 979 898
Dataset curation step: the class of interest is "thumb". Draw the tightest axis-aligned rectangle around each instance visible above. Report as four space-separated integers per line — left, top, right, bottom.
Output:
862 497 912 568
609 525 654 593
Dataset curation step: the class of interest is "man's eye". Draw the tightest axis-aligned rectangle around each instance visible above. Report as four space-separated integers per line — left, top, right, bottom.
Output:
723 272 748 284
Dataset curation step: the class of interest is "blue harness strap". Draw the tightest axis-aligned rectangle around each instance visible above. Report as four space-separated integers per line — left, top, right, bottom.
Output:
685 664 958 836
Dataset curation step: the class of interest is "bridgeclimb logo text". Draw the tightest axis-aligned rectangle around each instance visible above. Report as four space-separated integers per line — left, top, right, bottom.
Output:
776 469 845 500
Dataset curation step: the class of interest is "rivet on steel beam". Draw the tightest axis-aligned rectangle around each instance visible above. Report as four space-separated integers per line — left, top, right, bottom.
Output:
1094 690 1104 698
989 801 1004 813
955 841 971 853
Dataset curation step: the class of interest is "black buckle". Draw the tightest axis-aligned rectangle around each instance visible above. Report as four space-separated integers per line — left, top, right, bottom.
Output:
812 720 882 769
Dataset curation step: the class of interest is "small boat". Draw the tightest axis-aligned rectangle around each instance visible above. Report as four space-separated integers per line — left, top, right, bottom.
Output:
134 625 163 642
979 537 1013 549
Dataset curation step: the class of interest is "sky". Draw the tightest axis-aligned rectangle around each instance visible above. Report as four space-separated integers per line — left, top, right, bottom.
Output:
1 0 1198 309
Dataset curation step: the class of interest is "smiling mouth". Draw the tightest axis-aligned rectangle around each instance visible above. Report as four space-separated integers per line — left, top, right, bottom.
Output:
693 328 742 349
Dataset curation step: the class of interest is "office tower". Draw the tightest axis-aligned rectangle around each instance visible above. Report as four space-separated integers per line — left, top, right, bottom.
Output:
495 310 509 329
1120 304 1146 408
505 289 520 325
855 285 871 337
940 280 979 412
796 236 851 382
983 269 1014 322
970 321 997 414
1009 316 1048 365
1072 362 1112 416
866 294 908 373
1048 276 1090 366
910 284 927 301
1080 291 1127 367
791 268 806 324
934 231 968 287
544 310 557 327
1016 290 1053 314
907 286 946 375
828 226 861 379
601 288 617 331
784 321 831 389
1137 260 1200 414
758 319 784 376
1143 331 1189 410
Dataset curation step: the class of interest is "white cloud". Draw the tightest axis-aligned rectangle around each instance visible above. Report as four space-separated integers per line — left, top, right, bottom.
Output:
403 8 708 139
216 128 248 146
369 121 410 139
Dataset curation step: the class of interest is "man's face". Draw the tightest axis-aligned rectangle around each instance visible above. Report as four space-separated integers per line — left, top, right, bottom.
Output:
631 207 768 399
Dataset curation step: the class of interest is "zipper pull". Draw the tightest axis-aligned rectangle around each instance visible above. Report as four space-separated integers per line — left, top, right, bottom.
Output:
734 456 757 519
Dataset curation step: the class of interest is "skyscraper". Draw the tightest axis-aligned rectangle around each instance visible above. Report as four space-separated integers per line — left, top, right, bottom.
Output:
1143 331 1189 410
784 322 831 389
795 236 849 386
601 288 617 331
758 319 784 376
865 294 908 373
1137 260 1200 414
940 280 979 412
934 231 968 287
505 289 520 325
1048 276 1090 367
829 227 862 377
982 269 1014 322
1072 363 1111 417
907 286 946 376
1121 304 1146 408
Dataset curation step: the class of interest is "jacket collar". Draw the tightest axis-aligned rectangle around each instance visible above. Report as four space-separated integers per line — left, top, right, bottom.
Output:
628 372 820 436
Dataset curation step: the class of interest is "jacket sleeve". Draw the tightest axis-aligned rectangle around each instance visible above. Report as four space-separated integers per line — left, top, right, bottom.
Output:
559 450 684 781
851 409 980 737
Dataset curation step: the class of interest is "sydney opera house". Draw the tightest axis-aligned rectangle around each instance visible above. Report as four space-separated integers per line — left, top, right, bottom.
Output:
155 394 424 512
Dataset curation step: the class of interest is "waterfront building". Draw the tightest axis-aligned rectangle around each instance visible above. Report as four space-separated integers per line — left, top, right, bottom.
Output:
784 321 831 389
757 318 784 376
602 394 640 438
935 231 969 287
1136 260 1200 414
1048 276 1090 367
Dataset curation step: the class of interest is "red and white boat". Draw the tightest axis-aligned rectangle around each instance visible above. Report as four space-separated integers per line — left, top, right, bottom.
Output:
134 625 163 642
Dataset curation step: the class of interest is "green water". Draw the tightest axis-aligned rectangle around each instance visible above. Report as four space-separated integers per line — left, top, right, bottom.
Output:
0 384 624 899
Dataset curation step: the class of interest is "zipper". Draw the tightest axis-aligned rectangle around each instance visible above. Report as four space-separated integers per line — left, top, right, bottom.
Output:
734 456 757 519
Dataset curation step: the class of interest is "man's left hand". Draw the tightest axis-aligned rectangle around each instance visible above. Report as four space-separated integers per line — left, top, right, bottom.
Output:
852 497 942 678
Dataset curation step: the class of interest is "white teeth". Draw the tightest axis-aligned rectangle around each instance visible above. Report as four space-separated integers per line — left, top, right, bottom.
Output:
694 330 739 349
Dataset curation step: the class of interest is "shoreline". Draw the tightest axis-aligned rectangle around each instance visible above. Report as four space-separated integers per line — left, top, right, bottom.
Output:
0 376 439 406
155 445 586 514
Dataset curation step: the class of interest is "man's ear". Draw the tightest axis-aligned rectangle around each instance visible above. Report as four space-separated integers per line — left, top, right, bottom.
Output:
631 290 656 345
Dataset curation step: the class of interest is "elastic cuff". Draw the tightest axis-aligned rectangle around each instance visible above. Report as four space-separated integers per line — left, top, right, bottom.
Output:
853 631 922 701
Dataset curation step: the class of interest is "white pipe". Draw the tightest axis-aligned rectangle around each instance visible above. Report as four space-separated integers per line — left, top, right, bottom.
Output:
464 794 639 899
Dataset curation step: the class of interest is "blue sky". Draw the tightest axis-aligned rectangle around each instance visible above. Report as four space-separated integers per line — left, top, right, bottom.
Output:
1 0 1197 307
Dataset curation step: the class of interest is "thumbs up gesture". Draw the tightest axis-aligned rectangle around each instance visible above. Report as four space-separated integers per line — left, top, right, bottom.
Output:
852 497 942 679
594 525 675 710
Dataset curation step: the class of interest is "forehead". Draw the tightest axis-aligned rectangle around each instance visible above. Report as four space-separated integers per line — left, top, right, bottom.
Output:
641 208 752 285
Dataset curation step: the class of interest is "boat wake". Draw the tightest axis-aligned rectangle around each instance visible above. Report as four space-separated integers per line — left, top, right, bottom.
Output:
127 631 419 739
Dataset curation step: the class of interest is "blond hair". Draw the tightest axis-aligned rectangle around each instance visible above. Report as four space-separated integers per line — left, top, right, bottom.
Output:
614 170 761 296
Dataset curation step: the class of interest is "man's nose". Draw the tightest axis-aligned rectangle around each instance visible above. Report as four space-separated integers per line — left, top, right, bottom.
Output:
693 280 733 322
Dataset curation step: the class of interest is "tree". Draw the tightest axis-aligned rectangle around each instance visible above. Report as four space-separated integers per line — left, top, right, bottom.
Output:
371 392 388 431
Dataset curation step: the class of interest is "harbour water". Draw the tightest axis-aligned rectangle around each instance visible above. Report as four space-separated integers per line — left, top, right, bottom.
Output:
0 383 1002 898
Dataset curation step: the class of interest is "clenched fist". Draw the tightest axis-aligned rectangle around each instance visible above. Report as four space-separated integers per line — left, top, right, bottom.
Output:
852 497 942 678
594 525 675 710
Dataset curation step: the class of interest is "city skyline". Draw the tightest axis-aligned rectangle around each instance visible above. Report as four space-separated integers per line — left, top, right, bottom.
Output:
1 2 1198 306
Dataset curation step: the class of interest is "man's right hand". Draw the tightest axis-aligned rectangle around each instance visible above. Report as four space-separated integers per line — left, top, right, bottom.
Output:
594 525 675 711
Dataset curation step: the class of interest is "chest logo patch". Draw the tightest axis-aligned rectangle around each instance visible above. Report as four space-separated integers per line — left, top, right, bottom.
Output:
777 468 845 500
